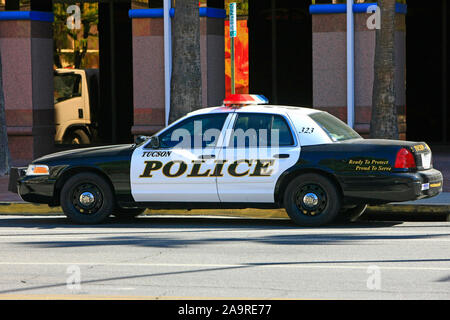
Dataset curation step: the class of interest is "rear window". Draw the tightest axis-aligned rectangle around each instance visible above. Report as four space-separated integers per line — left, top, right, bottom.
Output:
309 112 361 142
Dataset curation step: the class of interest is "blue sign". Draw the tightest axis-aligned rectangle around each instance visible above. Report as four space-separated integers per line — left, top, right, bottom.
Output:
229 3 237 38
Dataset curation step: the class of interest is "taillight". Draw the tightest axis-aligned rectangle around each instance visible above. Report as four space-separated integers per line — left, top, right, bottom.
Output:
395 148 416 169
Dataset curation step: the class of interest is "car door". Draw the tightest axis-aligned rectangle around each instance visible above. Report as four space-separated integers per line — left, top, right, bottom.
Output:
130 112 232 202
216 112 300 203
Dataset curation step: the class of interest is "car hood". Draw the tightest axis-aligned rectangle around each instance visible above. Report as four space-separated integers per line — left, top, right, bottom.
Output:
33 144 135 164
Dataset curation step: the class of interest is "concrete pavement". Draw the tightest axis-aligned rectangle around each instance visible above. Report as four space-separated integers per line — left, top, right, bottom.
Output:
0 216 448 299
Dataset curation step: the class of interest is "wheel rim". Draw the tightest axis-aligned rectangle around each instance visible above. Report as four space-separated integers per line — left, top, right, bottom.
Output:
295 184 328 216
71 183 103 215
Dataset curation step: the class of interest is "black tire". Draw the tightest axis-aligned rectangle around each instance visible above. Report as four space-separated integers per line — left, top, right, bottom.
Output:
60 172 114 224
64 129 90 145
336 204 368 222
113 207 146 220
283 173 341 227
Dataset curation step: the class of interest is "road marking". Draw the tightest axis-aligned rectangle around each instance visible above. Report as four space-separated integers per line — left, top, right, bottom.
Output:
1 238 449 244
0 261 448 271
0 228 449 236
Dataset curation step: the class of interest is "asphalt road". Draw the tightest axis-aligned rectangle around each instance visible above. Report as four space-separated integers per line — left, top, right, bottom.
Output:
0 215 448 300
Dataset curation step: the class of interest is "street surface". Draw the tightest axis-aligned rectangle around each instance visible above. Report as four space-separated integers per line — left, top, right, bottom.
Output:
0 215 448 299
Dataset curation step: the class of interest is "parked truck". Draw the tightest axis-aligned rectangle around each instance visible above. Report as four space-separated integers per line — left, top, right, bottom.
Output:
54 68 99 144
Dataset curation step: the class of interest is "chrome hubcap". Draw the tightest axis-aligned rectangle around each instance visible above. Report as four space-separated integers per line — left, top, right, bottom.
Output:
303 193 319 208
295 184 328 217
79 192 95 207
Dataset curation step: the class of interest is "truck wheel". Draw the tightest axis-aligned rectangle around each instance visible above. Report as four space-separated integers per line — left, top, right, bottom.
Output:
336 204 368 222
114 207 146 220
64 129 90 145
283 173 341 227
60 172 114 224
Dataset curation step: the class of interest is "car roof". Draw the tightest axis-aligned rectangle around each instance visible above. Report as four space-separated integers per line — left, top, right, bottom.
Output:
187 104 321 117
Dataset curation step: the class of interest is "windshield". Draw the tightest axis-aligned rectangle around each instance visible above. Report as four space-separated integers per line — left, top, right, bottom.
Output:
54 73 82 103
309 112 362 142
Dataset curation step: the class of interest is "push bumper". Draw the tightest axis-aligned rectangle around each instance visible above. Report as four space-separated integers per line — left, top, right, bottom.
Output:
8 167 26 194
342 168 443 204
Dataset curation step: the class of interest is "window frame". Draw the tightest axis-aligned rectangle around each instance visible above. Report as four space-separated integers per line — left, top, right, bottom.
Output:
144 112 232 150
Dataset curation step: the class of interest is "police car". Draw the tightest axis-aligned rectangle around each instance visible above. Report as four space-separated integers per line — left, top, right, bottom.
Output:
10 94 443 226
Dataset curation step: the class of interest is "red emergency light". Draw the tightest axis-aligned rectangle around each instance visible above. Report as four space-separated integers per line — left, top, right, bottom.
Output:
223 94 269 106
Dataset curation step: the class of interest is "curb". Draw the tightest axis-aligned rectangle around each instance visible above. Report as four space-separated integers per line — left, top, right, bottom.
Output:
0 201 448 220
366 204 450 214
0 202 63 215
0 202 288 218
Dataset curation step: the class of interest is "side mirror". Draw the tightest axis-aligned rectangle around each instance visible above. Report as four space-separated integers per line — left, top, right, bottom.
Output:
135 135 150 145
149 136 160 149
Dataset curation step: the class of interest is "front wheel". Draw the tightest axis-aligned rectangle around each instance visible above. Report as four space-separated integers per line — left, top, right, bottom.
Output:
63 129 90 145
60 172 115 224
283 173 341 227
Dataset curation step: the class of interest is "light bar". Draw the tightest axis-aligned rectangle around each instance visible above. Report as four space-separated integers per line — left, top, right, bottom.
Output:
223 94 269 106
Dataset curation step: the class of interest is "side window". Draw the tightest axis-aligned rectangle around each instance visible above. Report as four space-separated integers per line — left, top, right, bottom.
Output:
230 113 294 148
155 113 228 149
271 115 294 146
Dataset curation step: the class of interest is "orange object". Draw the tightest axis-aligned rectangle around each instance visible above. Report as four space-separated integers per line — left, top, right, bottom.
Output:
33 166 49 174
225 19 249 95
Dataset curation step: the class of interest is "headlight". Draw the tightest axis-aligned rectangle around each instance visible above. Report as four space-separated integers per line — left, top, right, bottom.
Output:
25 164 50 176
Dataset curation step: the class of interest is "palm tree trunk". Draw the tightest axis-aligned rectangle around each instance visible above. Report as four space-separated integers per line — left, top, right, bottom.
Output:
370 0 398 139
169 0 202 123
0 49 11 176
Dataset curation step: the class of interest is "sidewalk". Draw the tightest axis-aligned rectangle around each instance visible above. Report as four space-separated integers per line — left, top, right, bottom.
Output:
1 149 449 218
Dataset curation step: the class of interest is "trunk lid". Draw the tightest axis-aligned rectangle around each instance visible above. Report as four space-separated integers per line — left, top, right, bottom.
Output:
339 139 432 171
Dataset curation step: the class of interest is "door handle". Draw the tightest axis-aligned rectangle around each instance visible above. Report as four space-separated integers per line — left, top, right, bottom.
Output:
273 154 290 159
198 154 216 159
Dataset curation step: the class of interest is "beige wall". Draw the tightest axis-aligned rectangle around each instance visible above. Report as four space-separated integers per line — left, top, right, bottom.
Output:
0 19 55 165
312 11 406 139
130 12 225 136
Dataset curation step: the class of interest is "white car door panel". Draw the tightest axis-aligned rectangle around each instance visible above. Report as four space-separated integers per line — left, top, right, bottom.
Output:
216 112 300 203
130 147 221 202
130 113 232 202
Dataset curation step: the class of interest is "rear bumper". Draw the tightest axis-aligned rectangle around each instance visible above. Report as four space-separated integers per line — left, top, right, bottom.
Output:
341 168 443 204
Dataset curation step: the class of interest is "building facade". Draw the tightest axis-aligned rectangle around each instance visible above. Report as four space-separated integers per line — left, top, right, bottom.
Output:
0 0 448 166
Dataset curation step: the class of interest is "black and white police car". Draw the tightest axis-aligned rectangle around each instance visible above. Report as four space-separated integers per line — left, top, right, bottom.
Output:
10 94 443 226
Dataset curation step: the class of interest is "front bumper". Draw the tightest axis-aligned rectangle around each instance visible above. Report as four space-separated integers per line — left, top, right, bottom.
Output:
9 167 56 205
341 168 443 204
8 167 26 194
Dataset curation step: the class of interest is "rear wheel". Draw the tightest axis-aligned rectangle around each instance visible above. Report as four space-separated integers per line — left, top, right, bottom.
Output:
60 172 114 224
283 174 341 227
